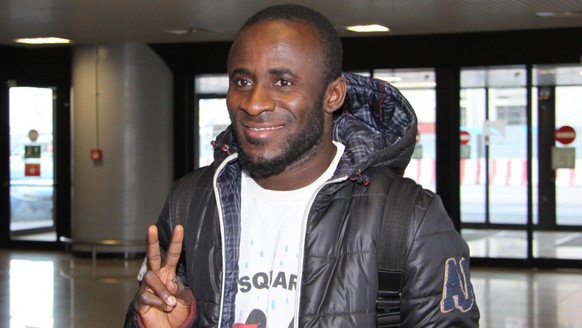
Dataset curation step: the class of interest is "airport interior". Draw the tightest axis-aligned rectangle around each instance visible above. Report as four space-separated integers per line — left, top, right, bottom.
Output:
1 1 582 327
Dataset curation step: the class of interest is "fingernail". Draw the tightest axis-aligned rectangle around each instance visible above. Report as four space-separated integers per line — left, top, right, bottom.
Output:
167 295 177 306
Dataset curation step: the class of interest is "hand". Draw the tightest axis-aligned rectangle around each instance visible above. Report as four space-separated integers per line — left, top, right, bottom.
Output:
134 224 193 327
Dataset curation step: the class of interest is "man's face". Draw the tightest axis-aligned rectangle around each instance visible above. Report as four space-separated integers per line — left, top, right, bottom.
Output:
226 20 328 178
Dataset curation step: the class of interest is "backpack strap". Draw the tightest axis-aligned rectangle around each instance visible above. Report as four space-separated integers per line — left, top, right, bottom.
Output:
170 168 212 229
376 175 421 327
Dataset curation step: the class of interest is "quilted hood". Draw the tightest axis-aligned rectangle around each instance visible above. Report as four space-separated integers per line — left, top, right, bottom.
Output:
333 72 418 177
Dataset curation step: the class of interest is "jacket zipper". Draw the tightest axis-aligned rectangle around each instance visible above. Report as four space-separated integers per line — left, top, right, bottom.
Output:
213 153 238 328
293 175 349 328
214 152 350 327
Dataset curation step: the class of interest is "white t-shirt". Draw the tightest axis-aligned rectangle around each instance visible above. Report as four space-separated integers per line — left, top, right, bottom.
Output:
235 142 345 327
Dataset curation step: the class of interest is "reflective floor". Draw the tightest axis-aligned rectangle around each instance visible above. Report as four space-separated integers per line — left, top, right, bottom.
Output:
0 249 141 328
2 249 582 328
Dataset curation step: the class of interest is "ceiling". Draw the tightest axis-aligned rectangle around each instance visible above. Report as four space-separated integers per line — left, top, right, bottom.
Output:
1 0 582 46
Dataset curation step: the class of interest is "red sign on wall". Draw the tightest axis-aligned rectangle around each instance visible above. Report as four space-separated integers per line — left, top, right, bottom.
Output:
555 125 576 145
25 163 41 176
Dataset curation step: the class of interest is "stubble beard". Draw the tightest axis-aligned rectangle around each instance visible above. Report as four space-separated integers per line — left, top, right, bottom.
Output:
237 93 326 180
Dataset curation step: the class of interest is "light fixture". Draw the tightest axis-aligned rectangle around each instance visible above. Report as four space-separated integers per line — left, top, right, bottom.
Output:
164 29 190 35
164 27 213 35
535 11 582 18
535 12 555 17
346 24 390 33
14 37 71 45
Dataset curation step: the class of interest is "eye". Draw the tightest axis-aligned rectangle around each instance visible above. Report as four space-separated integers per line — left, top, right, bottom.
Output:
233 78 252 88
274 79 293 87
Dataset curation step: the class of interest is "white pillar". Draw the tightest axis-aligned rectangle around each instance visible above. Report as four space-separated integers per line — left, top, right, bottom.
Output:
71 43 173 254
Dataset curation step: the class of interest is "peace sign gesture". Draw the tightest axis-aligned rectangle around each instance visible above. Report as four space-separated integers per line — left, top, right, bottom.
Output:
134 224 194 327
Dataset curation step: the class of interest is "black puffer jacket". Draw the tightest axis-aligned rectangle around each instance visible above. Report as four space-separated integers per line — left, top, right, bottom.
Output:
125 73 480 327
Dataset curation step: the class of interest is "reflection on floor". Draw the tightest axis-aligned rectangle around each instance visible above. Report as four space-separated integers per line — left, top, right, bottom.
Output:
10 230 57 242
0 249 141 328
2 249 582 328
463 229 582 260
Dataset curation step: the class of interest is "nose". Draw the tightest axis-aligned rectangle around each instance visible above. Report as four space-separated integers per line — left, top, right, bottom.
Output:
239 85 275 116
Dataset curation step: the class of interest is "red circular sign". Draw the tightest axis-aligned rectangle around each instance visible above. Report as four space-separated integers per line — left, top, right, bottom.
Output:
555 125 576 145
460 130 470 145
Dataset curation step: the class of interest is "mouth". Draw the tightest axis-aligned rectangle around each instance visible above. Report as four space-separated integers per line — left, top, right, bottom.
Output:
242 124 284 140
246 125 283 131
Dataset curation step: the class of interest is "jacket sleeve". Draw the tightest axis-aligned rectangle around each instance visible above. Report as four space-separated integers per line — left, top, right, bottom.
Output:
123 292 141 328
400 189 480 327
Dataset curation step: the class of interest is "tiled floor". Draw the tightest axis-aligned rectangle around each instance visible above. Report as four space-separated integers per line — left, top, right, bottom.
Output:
2 249 582 328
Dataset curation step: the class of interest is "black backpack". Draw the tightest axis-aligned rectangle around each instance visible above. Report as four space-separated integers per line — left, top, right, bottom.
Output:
376 176 421 327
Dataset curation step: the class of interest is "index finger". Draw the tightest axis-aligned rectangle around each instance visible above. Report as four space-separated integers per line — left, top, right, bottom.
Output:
146 224 162 272
164 224 184 271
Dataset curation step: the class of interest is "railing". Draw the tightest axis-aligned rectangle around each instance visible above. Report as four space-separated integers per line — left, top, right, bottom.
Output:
59 236 144 264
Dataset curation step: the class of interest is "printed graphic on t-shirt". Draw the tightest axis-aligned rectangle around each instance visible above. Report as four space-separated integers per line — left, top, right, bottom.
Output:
235 232 299 327
238 270 297 293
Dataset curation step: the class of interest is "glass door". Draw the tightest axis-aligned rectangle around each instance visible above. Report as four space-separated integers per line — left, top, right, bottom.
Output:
533 64 582 260
461 64 582 264
460 66 530 259
8 86 56 241
555 85 582 225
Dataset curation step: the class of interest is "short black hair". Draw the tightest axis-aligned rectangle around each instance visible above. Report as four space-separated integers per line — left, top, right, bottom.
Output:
236 4 343 86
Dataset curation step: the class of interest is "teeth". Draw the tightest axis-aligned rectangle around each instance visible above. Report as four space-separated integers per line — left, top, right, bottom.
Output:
250 126 279 131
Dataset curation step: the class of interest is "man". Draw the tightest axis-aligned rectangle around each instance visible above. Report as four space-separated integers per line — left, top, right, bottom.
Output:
125 4 479 327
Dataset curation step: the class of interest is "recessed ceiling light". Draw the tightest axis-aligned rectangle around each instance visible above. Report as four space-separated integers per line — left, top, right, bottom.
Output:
536 11 582 18
346 24 390 33
14 37 71 45
164 29 190 35
164 27 213 35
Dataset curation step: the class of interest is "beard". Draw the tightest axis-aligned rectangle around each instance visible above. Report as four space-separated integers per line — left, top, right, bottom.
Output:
237 93 326 180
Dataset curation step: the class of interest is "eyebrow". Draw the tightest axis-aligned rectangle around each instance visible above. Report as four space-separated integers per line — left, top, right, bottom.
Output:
229 67 300 80
230 68 251 78
269 67 298 79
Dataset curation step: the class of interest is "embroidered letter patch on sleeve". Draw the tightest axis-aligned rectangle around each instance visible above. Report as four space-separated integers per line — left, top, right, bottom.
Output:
440 257 475 313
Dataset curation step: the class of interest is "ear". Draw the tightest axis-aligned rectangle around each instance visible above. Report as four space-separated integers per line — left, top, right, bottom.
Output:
323 76 347 114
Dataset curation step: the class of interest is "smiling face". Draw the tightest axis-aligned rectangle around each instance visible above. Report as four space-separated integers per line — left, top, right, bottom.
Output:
227 20 342 187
